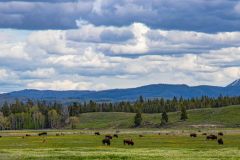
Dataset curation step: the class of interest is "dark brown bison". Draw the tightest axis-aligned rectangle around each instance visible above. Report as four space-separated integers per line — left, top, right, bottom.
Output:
26 134 31 137
218 138 224 145
94 132 100 136
202 133 207 136
56 133 60 136
206 134 217 140
218 132 224 136
139 134 144 137
190 133 197 137
105 135 113 139
38 132 47 136
113 134 118 138
124 139 134 146
102 138 110 146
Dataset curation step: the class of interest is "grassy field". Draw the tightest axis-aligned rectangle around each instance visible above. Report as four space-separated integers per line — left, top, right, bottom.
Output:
0 105 239 159
77 105 240 129
0 129 239 160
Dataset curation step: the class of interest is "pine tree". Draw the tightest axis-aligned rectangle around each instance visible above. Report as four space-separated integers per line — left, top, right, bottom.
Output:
180 106 188 121
1 101 10 117
161 110 168 125
134 111 142 127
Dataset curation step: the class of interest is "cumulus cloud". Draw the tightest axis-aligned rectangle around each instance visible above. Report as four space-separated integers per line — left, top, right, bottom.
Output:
0 21 240 92
0 42 30 59
22 68 56 79
27 80 107 90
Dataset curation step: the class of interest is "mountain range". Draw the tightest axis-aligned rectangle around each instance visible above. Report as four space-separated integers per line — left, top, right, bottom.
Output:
0 79 240 104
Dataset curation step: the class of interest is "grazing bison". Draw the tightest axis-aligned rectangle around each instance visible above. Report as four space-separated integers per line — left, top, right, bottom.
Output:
218 132 224 136
139 134 144 137
206 134 217 140
105 135 113 139
94 132 100 136
26 134 31 137
102 138 111 146
113 134 118 138
190 133 197 137
218 138 224 145
202 133 207 136
123 139 134 146
38 132 47 136
56 133 60 136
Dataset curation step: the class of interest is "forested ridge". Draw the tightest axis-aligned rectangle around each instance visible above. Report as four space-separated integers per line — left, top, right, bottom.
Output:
0 95 240 130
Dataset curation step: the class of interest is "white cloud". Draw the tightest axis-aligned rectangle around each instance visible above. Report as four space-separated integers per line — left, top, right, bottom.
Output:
1 22 240 92
23 68 56 79
27 30 76 55
0 42 30 60
27 80 107 90
45 47 113 69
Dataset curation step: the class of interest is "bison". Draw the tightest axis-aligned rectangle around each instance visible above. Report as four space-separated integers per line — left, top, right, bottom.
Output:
94 132 100 136
26 134 31 137
38 132 47 136
218 138 224 145
113 134 118 138
139 134 144 137
123 139 134 146
102 138 110 146
190 133 197 137
206 134 217 140
105 135 113 139
218 132 224 136
202 133 207 136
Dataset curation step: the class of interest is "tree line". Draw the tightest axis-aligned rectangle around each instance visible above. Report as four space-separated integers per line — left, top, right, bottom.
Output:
0 95 239 130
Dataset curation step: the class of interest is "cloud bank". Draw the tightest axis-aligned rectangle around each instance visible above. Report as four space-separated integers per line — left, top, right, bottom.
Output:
0 0 240 32
0 18 240 92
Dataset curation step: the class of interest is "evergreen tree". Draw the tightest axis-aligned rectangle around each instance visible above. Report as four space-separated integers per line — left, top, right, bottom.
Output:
180 106 188 121
161 110 168 125
134 111 142 127
139 95 144 103
1 101 10 117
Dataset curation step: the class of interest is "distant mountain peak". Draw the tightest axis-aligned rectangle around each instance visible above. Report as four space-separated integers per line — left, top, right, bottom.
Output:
227 79 240 87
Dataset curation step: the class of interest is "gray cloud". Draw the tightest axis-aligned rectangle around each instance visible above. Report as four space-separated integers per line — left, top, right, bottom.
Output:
0 0 239 32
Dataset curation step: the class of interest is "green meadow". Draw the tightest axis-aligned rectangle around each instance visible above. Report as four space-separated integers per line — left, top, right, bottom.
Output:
0 105 239 160
0 130 239 160
77 105 240 129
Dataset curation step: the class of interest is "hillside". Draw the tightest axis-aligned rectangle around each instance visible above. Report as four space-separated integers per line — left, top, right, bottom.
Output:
76 105 240 129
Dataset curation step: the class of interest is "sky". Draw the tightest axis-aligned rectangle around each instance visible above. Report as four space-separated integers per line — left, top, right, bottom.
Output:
0 0 240 92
